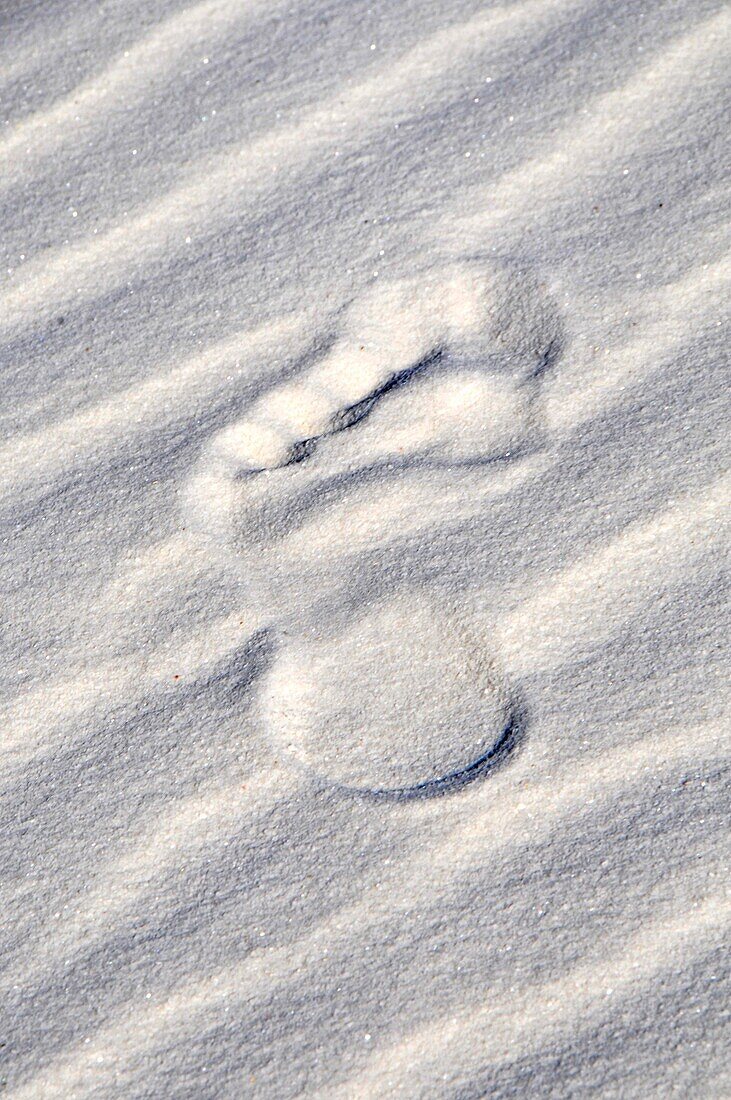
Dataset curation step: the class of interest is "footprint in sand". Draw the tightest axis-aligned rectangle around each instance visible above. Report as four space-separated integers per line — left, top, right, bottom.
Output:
183 257 562 799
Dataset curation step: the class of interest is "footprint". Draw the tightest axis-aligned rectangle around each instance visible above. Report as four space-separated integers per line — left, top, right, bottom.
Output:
183 257 561 798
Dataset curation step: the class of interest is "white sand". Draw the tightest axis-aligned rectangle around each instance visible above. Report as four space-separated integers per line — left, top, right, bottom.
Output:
1 0 729 1096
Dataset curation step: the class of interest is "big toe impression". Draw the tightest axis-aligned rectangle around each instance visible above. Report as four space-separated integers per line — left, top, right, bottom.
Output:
259 593 515 796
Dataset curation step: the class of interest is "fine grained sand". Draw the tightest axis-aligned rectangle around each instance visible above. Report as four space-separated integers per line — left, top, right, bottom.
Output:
1 0 729 1096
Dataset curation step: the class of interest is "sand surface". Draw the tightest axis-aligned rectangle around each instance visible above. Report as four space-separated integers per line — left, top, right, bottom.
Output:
1 0 730 1096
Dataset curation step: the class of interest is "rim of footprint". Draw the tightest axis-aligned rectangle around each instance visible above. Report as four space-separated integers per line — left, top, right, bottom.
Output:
183 257 562 799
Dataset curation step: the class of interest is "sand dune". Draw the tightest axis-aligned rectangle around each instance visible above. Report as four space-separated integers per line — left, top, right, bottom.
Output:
1 0 729 1096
